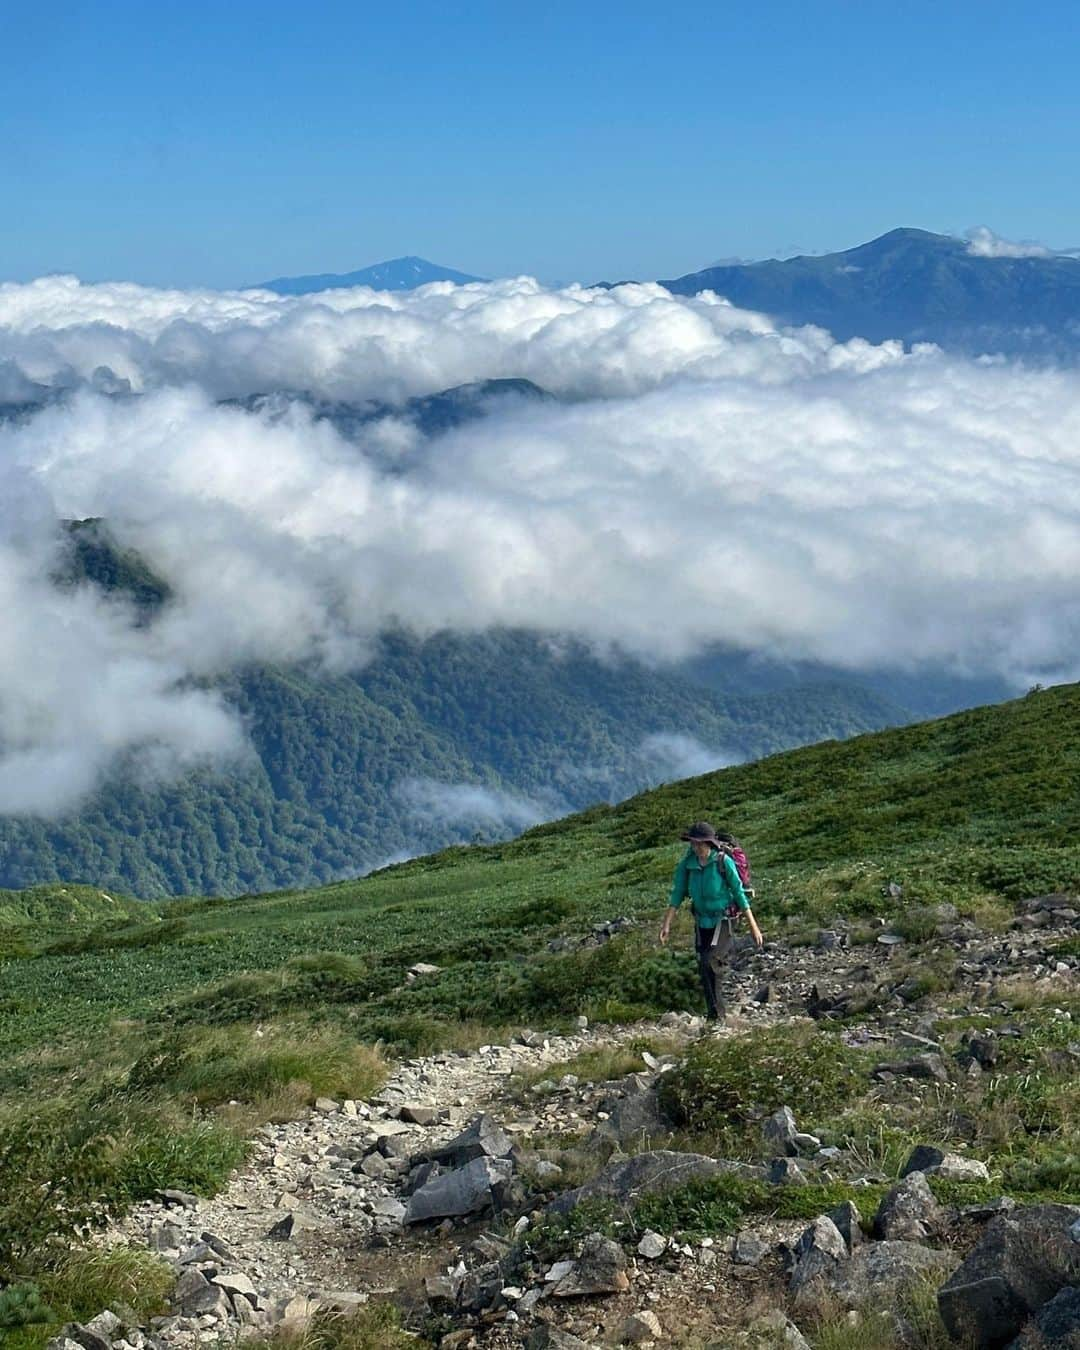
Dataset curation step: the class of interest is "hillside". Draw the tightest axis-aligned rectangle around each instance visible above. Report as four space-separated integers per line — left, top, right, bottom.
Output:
660 227 1080 355
0 682 1077 1346
0 526 910 898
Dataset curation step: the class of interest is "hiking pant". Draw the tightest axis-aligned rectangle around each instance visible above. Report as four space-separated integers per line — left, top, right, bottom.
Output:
695 919 735 1019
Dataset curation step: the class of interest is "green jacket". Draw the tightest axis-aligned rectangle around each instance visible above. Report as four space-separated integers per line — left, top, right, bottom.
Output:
668 847 750 926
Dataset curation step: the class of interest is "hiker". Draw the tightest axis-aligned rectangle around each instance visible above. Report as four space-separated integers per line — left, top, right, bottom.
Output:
658 821 763 1022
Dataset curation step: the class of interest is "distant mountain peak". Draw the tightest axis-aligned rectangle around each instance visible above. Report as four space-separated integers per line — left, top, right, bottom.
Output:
257 256 486 296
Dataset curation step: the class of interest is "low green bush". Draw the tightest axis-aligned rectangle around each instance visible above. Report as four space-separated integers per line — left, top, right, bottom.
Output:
660 1024 870 1132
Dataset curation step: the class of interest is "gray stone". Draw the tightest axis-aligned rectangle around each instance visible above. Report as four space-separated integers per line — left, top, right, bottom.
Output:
358 1151 392 1180
368 1197 407 1222
620 1310 663 1343
823 1241 957 1312
525 1327 595 1350
873 1053 949 1083
768 1157 808 1185
901 1144 991 1183
401 1104 440 1125
548 1150 759 1215
594 1089 670 1147
789 1216 848 1292
762 1106 799 1156
550 1232 630 1297
155 1188 200 1209
83 1313 121 1341
637 1230 668 1259
177 1283 232 1319
827 1200 864 1252
733 1229 772 1266
405 1155 514 1223
199 1230 237 1260
266 1209 322 1239
1027 1285 1080 1346
314 1096 339 1112
54 1326 110 1350
938 1203 1080 1349
745 1310 812 1350
457 1260 504 1312
148 1221 185 1252
874 1171 946 1243
413 1113 513 1167
212 1271 259 1304
423 1272 463 1311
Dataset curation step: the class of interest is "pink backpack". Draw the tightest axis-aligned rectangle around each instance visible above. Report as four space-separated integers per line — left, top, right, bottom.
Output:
717 840 754 893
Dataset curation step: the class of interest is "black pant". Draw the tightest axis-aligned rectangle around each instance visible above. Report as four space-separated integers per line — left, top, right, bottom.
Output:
695 920 735 1019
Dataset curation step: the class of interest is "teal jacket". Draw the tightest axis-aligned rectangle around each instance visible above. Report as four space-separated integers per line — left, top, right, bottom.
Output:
668 847 750 926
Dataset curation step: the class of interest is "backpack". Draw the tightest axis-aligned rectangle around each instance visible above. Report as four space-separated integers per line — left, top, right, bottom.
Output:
715 837 754 908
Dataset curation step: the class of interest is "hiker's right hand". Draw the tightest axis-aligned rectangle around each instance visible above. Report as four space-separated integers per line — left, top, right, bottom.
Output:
659 924 670 946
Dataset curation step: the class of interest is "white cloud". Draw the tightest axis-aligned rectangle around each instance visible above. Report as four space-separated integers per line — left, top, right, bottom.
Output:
964 227 1056 260
1 274 1080 816
396 778 557 834
636 734 741 784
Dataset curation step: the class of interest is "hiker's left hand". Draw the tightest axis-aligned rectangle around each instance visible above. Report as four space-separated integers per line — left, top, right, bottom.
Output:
752 927 764 949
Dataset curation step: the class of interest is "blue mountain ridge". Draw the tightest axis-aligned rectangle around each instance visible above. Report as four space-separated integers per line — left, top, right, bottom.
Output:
258 256 485 295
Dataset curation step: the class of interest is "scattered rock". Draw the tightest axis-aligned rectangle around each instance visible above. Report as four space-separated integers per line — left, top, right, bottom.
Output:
733 1229 772 1266
827 1200 864 1253
872 1053 949 1084
900 1144 991 1183
762 1106 799 1156
824 1241 958 1312
405 1155 514 1223
874 1171 946 1243
743 1310 812 1349
414 1113 513 1167
594 1088 671 1146
550 1233 630 1297
637 1230 668 1259
548 1150 755 1214
768 1157 808 1185
401 1104 441 1125
937 1203 1080 1349
1026 1285 1080 1346
525 1326 595 1350
789 1216 848 1292
620 1310 663 1343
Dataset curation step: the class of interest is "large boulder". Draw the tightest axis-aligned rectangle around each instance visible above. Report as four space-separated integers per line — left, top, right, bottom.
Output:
937 1203 1080 1349
1019 1285 1080 1346
404 1155 514 1223
762 1106 799 1157
823 1241 958 1312
411 1113 513 1167
901 1144 991 1183
874 1171 946 1243
594 1084 672 1147
547 1150 759 1215
789 1216 848 1292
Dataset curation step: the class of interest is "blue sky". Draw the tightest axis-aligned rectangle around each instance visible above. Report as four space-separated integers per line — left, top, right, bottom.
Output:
3 0 1079 288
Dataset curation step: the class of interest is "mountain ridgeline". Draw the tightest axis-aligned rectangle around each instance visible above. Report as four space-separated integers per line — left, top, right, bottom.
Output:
0 518 922 899
659 227 1080 356
258 256 485 295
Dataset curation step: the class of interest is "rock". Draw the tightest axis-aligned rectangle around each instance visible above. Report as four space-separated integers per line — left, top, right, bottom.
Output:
405 1155 514 1223
594 1089 671 1147
744 1310 812 1349
413 1113 513 1167
793 1131 822 1153
548 1150 757 1214
148 1221 185 1252
314 1096 339 1113
550 1232 630 1297
200 1230 237 1260
358 1151 392 1180
408 962 441 978
874 1172 946 1243
637 1230 668 1259
620 1310 663 1343
84 1313 121 1341
155 1188 200 1209
816 930 841 949
368 1197 407 1222
873 1054 949 1083
525 1327 595 1350
424 1272 463 1311
55 1325 111 1350
266 1209 322 1239
533 1159 563 1183
762 1106 799 1156
958 1197 1017 1224
789 1216 849 1292
733 1229 772 1266
900 1145 991 1183
401 1104 440 1125
827 1200 864 1252
1026 1285 1080 1346
821 1241 958 1312
211 1271 260 1306
937 1203 1080 1349
877 933 904 946
768 1157 808 1185
457 1261 504 1312
895 1031 942 1053
176 1282 232 1319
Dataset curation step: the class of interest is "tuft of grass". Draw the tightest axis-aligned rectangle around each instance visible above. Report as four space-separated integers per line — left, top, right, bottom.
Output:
515 1035 681 1090
243 1305 424 1350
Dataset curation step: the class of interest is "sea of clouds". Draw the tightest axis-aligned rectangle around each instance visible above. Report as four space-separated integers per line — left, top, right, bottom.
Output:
2 273 1079 815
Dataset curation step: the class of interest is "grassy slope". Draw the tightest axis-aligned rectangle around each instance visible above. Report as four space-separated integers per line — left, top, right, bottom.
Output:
2 681 1078 1070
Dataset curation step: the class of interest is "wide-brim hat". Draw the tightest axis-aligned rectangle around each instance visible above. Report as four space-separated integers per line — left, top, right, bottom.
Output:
680 820 719 845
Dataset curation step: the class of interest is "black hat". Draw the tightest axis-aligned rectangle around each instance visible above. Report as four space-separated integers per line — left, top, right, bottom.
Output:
680 821 719 845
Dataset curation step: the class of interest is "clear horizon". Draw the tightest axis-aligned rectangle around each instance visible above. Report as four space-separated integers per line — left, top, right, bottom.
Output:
5 0 1080 288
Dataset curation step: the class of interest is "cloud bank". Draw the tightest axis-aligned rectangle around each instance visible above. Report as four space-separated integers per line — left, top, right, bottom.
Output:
2 273 1080 815
964 227 1057 260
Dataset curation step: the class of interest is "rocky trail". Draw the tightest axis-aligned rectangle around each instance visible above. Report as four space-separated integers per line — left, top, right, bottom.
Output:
85 901 1080 1350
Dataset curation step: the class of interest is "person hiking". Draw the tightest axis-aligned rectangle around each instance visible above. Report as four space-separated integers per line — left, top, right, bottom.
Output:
658 821 763 1022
